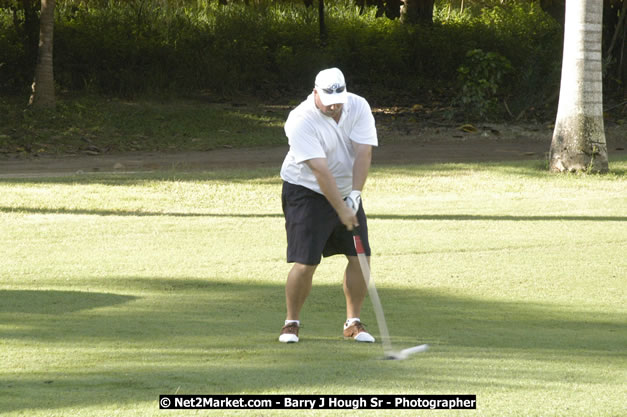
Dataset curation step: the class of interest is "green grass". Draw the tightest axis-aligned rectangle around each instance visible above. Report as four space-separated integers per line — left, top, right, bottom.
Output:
0 95 288 155
0 158 626 416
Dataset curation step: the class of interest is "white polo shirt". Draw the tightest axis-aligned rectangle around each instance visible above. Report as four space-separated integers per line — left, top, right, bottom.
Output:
280 92 378 197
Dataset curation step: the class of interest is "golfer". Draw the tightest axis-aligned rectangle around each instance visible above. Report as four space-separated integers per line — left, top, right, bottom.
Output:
279 67 378 343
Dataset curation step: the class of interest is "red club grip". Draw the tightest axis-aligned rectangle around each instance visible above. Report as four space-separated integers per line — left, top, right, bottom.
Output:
352 226 365 254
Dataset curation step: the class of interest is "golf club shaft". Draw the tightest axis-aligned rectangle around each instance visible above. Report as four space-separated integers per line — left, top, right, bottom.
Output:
352 228 394 355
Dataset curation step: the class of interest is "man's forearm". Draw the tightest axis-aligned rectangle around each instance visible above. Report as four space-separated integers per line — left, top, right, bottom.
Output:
352 144 372 191
306 158 347 213
306 157 358 229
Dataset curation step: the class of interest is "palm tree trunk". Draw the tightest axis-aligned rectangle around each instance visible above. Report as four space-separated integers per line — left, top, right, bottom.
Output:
549 0 608 173
29 0 55 109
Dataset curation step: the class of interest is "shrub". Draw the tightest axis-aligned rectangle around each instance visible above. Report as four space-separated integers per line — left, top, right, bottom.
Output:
455 48 513 119
0 11 33 93
1 0 563 118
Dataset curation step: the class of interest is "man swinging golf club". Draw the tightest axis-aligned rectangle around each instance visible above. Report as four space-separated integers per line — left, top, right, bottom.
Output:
279 67 378 343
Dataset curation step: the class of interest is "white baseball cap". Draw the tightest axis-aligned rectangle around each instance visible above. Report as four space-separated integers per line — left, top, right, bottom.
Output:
314 67 348 106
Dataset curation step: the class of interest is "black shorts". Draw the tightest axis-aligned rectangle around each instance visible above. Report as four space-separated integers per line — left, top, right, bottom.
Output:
282 181 371 265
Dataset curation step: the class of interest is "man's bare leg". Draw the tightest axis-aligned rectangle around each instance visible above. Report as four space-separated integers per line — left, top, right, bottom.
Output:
286 263 317 320
342 255 375 342
343 255 369 318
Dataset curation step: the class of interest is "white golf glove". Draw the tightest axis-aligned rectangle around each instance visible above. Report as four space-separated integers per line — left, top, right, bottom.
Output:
344 190 362 215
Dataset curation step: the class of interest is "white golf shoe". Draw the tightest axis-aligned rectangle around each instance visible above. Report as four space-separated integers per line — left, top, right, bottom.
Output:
279 322 299 343
343 320 375 343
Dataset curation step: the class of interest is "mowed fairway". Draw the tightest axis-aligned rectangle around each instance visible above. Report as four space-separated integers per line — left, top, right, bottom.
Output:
0 158 625 416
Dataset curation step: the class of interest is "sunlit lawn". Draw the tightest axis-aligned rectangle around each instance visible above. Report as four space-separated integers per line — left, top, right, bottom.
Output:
0 158 625 416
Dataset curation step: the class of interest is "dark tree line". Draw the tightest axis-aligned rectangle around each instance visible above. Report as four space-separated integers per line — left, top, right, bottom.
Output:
2 0 625 108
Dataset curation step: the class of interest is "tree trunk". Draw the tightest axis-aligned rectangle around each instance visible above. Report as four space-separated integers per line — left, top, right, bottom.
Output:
22 0 40 68
605 0 627 98
385 0 401 20
319 0 326 44
28 0 55 109
401 0 434 25
549 0 609 173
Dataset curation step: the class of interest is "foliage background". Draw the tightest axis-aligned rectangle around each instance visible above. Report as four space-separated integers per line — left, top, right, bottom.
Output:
0 0 568 119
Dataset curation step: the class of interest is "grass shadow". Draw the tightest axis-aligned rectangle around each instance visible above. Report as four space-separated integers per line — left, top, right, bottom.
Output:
4 277 623 351
0 290 137 314
1 205 626 222
1 278 624 413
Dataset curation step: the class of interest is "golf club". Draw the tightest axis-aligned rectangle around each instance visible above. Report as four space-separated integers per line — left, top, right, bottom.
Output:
352 225 429 360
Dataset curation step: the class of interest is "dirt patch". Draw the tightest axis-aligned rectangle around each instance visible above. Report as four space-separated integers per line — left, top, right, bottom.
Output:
1 123 625 178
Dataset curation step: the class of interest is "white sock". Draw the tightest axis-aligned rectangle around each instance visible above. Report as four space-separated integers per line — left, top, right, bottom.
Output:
345 318 360 328
285 320 300 327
